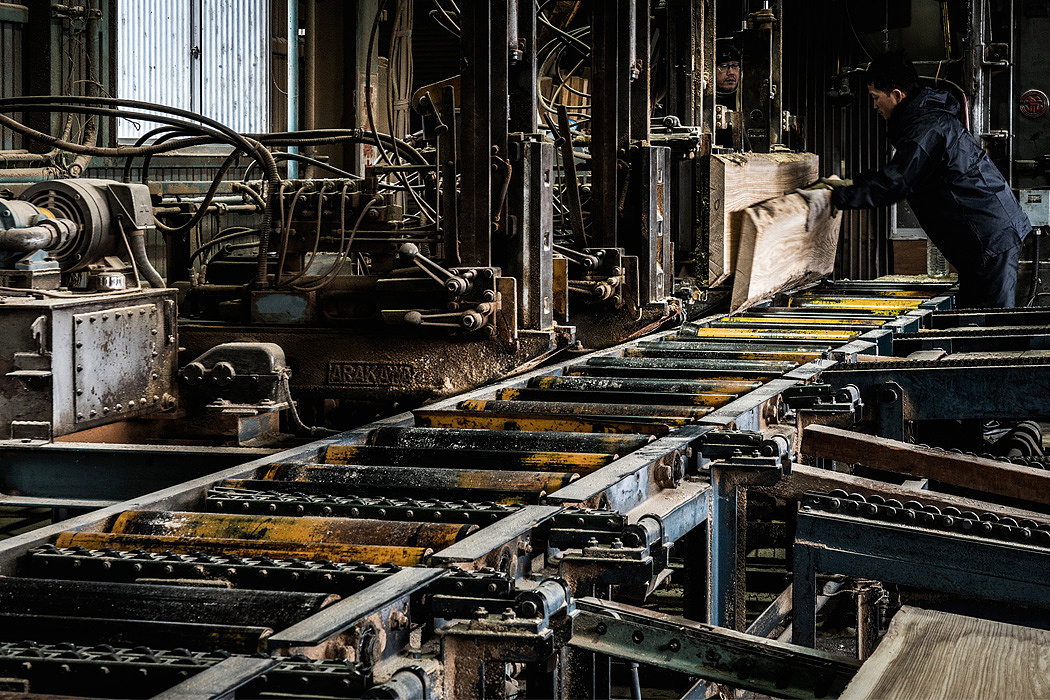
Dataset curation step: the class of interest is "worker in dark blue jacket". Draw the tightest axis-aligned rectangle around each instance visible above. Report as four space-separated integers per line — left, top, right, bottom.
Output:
806 52 1032 308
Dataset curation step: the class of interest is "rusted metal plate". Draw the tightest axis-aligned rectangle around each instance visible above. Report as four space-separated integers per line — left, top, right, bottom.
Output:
73 304 165 424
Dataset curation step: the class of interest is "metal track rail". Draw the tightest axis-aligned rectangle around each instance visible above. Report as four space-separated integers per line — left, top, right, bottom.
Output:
0 280 956 699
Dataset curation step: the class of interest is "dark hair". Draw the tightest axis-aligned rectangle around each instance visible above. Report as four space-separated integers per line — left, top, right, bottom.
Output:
716 40 740 64
864 51 920 96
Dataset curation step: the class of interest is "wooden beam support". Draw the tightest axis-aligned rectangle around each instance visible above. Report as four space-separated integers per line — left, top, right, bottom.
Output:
753 465 1049 523
801 424 1050 508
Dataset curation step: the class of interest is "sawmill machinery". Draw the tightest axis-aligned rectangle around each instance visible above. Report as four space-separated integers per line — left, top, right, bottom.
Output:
0 1 1049 697
0 279 1049 698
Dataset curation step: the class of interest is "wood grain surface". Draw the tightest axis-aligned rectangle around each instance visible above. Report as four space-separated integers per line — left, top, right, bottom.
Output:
730 191 841 311
842 605 1050 700
708 152 819 285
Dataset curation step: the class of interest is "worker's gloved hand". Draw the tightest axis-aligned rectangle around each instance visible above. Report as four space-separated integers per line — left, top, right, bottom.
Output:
815 176 853 190
795 187 832 230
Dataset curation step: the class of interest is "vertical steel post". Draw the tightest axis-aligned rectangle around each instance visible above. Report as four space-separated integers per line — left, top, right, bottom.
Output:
708 464 744 629
460 0 494 267
791 542 817 647
590 0 628 247
287 0 299 178
630 0 650 142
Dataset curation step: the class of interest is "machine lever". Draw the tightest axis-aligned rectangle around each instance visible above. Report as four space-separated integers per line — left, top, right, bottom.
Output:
399 243 474 295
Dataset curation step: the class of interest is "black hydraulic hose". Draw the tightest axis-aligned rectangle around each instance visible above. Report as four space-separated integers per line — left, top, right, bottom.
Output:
0 98 281 286
241 151 360 182
128 228 166 288
253 129 429 165
154 148 243 236
122 125 189 182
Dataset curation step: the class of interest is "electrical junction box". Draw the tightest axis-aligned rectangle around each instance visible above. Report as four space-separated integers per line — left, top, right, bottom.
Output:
1020 189 1050 227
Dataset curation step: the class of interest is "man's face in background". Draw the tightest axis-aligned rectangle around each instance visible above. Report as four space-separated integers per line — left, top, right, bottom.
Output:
717 60 740 92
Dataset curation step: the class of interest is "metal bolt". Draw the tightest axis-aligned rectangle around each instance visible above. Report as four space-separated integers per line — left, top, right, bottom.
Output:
502 608 517 620
473 606 488 618
668 639 681 652
596 622 608 635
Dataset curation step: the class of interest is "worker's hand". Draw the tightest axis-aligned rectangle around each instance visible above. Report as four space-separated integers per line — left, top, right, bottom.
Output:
816 176 853 190
795 187 832 230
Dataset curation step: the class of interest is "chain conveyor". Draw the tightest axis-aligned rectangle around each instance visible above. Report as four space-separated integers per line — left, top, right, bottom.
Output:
5 279 1032 699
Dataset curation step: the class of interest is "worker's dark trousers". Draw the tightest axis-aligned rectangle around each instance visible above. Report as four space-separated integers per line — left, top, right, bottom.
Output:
955 241 1022 309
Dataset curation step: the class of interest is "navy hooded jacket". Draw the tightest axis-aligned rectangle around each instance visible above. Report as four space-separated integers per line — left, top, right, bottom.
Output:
833 87 1031 273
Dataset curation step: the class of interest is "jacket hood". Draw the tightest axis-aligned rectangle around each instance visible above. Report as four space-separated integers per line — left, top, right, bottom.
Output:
888 86 960 139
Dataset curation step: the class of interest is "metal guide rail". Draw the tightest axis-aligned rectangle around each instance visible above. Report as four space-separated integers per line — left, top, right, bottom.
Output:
0 280 955 699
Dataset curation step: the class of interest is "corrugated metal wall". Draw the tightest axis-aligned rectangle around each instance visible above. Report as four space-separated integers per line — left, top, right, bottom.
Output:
782 0 892 279
117 0 194 140
117 0 269 139
0 18 22 150
201 0 270 133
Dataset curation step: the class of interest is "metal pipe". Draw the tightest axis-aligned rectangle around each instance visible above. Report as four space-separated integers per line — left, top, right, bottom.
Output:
303 0 317 178
287 0 300 179
128 230 166 288
0 221 71 251
1008 0 1015 186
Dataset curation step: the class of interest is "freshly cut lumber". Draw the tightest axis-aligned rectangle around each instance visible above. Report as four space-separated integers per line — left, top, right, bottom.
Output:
708 152 819 285
730 190 841 311
842 606 1050 700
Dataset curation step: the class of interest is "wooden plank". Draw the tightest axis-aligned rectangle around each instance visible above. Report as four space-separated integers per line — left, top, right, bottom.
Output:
730 191 842 311
802 424 1050 507
753 464 1050 522
842 605 1050 700
707 152 819 285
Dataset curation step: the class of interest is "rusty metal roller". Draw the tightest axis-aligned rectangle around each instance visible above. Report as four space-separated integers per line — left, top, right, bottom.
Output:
528 375 763 394
366 427 653 453
264 464 579 493
109 511 477 549
458 399 709 420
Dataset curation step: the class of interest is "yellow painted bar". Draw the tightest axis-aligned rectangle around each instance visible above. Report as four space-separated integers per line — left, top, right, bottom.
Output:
789 296 924 310
685 327 858 342
796 289 935 299
458 399 711 420
717 315 885 327
53 531 432 566
413 410 674 434
530 375 763 394
317 445 615 471
263 464 582 493
496 387 738 407
109 511 477 549
622 348 826 363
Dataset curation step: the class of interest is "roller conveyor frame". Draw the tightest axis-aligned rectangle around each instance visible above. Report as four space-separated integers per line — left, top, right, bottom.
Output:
11 281 1042 699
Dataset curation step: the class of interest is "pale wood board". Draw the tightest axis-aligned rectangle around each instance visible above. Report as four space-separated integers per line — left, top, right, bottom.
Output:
842 606 1050 700
730 191 842 311
707 152 819 285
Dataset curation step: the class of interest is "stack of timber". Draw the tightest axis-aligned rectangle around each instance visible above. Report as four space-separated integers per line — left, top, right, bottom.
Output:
707 152 820 285
731 191 842 311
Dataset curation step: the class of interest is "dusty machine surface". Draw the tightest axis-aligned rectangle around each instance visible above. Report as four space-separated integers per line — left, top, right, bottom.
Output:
0 280 1048 699
0 0 1048 698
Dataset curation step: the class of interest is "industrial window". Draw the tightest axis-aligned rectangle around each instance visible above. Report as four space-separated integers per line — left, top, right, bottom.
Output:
116 0 270 141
